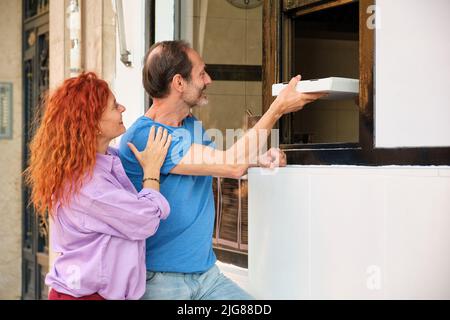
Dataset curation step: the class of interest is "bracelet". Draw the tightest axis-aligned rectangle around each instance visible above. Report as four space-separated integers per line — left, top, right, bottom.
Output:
142 177 160 184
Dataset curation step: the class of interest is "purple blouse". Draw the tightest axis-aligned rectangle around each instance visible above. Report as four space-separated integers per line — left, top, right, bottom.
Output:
45 147 170 300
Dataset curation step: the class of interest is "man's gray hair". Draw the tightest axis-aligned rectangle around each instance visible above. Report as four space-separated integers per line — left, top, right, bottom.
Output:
142 40 193 98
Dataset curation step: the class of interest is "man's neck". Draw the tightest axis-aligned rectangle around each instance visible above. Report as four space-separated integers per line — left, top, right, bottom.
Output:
145 97 191 127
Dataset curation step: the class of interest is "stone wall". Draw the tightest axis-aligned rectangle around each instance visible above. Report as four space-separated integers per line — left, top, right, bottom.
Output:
0 0 23 300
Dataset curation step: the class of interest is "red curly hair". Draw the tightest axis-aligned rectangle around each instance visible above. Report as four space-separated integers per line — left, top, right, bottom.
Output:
24 72 111 217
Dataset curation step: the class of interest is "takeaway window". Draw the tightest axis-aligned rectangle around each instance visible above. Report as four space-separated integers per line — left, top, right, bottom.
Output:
279 1 360 147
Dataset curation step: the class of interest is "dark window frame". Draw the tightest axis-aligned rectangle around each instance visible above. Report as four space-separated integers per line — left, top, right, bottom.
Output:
22 0 50 300
144 0 155 110
263 0 450 166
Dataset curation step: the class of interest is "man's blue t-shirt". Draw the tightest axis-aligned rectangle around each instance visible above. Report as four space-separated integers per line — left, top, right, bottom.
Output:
118 115 217 273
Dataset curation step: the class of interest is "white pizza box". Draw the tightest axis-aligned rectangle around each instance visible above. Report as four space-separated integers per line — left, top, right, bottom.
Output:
272 77 359 100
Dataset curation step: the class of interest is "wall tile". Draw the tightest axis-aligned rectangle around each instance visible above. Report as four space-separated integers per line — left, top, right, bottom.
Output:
336 109 359 143
309 174 386 299
245 19 262 65
193 94 247 136
246 4 263 20
203 18 246 64
200 0 246 19
385 176 450 299
207 80 245 95
245 95 263 116
245 81 262 96
248 172 311 299
308 108 338 143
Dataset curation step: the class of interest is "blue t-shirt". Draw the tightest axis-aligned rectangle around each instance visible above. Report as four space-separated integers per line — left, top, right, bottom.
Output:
118 115 217 273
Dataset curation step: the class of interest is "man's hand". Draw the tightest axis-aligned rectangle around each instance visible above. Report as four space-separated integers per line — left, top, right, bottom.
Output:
272 75 327 115
257 148 287 169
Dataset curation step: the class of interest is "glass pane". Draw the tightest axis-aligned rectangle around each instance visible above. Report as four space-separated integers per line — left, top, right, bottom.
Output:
179 0 263 141
290 2 359 144
24 0 49 19
178 1 263 260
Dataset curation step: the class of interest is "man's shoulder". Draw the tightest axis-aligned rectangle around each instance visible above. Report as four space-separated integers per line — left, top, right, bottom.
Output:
125 116 151 134
120 116 152 146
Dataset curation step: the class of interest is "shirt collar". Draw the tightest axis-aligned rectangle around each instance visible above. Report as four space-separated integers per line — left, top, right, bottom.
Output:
95 147 116 172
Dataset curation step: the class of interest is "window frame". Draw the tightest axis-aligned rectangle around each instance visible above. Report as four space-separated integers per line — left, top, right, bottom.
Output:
263 0 450 166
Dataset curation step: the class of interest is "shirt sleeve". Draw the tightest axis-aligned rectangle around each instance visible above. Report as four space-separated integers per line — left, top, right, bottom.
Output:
161 127 193 174
81 186 170 241
158 116 217 173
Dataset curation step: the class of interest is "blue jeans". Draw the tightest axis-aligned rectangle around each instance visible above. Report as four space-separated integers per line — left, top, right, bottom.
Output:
141 264 253 300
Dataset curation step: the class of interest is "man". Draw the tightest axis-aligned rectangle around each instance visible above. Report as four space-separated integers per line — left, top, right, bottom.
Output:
119 40 324 299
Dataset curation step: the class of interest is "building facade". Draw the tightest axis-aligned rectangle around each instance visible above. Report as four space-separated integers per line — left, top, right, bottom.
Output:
0 0 448 300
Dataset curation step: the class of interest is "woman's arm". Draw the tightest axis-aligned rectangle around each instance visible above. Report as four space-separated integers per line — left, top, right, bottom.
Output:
81 126 173 240
82 186 170 241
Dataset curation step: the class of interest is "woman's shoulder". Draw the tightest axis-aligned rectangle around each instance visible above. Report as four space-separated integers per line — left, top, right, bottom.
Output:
76 171 117 200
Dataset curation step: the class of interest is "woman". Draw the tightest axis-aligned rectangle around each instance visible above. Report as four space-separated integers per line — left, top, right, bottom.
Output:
24 72 172 300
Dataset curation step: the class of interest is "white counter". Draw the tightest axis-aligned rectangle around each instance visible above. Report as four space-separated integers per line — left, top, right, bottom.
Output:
248 166 450 299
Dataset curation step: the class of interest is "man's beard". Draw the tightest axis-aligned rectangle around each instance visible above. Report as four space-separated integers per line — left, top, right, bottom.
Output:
183 83 208 107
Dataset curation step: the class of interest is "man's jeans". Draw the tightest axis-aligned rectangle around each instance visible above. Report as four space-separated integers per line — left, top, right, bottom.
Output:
141 264 253 300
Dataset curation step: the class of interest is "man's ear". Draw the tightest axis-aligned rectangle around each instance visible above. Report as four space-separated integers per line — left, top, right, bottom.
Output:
172 74 184 93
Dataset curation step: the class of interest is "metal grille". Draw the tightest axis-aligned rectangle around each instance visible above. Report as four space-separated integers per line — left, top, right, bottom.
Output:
213 177 248 253
24 0 49 20
22 0 49 299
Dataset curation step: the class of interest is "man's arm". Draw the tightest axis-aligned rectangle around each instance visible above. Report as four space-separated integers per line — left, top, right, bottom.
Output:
170 145 287 178
170 160 249 179
169 106 281 179
169 76 323 178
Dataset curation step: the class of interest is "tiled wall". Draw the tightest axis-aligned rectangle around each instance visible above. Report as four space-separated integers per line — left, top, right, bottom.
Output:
181 0 263 139
195 81 262 135
293 38 360 143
